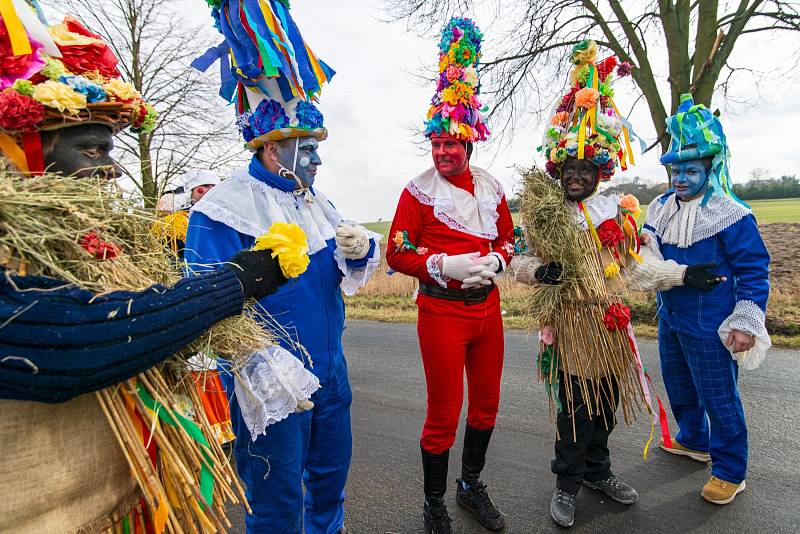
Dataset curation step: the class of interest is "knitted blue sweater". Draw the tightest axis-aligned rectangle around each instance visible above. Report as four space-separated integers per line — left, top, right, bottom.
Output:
0 267 245 403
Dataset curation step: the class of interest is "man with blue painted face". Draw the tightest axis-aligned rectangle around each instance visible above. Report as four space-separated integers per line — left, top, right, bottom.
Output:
630 94 771 505
185 3 381 532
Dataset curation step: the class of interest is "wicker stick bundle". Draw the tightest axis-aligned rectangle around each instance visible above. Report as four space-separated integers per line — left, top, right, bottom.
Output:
519 167 648 431
0 170 266 531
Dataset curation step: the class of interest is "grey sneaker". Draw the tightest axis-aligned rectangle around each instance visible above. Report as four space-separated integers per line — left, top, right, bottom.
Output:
550 488 576 528
583 475 639 505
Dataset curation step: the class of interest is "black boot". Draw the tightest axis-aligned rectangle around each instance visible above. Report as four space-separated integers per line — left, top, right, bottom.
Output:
456 425 505 531
422 446 452 534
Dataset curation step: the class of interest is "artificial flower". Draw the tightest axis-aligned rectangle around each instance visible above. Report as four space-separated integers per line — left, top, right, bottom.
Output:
103 78 139 102
597 219 625 248
556 86 579 113
441 80 473 106
12 79 34 96
60 75 107 103
463 65 479 87
249 98 289 138
131 101 158 133
80 231 120 260
151 211 189 242
0 89 45 130
41 57 66 80
574 87 599 109
617 61 632 77
604 262 620 279
583 144 596 159
416 247 429 255
538 325 555 346
0 26 45 90
50 16 121 78
598 82 614 98
619 194 641 218
445 65 463 83
550 111 569 126
253 222 310 279
392 230 405 249
595 56 618 81
603 303 631 331
570 39 598 66
32 80 86 114
294 100 324 129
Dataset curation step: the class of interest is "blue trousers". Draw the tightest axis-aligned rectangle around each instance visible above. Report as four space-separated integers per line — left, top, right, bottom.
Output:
658 320 748 483
222 359 353 534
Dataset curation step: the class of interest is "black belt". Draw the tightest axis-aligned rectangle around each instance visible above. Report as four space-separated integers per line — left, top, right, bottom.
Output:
418 282 496 306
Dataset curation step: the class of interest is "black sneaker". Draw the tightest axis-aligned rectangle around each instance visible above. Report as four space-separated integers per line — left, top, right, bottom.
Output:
583 475 639 505
550 487 576 528
456 479 505 531
424 501 453 534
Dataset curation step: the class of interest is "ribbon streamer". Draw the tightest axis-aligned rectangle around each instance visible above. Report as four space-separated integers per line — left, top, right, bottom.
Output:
0 0 31 55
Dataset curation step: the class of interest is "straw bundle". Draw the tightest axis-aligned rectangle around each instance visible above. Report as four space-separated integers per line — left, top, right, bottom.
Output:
0 169 267 532
519 167 648 430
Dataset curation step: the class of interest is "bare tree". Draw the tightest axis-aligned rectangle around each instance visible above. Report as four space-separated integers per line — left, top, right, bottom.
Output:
59 0 242 208
385 1 800 152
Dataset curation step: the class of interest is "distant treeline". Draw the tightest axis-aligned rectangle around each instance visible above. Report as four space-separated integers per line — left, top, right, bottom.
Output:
508 175 800 211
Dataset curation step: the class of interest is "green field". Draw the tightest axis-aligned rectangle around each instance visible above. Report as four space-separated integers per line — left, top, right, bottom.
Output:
363 198 800 241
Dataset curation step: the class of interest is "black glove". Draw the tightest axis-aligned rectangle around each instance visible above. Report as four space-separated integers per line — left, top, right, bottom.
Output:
228 249 287 299
534 261 563 285
683 262 724 292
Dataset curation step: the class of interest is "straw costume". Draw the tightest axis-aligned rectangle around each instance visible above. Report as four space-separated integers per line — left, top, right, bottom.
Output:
385 18 514 534
0 3 312 532
512 40 673 528
186 2 381 532
629 94 770 504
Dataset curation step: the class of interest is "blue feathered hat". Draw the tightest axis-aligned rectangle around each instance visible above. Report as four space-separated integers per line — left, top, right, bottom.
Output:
193 0 335 150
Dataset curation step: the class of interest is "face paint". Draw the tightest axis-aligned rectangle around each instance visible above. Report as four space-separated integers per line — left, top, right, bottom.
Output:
560 157 600 202
41 124 120 180
671 160 709 200
275 136 321 187
191 184 215 203
430 133 468 177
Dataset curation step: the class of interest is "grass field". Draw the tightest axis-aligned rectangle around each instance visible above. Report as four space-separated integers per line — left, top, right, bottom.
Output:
362 198 800 241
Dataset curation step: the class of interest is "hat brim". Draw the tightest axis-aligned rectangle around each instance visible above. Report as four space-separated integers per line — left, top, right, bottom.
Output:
660 144 722 165
245 127 328 150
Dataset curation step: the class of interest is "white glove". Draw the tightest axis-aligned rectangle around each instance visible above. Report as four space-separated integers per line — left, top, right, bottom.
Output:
335 224 370 260
441 252 482 281
461 255 501 289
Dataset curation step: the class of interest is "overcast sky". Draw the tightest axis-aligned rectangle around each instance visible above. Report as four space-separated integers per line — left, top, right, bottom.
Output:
186 1 799 222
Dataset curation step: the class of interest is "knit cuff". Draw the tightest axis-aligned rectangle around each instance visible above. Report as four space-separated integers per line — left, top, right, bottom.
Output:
197 267 247 319
627 249 686 292
508 255 543 285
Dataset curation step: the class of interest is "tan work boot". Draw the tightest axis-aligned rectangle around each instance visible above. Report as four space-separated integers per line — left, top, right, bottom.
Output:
701 476 746 504
659 437 711 462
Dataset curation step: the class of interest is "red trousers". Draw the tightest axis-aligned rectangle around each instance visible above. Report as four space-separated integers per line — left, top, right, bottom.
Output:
416 290 505 454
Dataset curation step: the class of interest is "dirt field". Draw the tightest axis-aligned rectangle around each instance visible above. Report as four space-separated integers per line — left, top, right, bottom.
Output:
762 222 800 287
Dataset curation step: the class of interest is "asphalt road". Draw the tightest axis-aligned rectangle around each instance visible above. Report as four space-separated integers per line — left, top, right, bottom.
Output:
229 320 800 533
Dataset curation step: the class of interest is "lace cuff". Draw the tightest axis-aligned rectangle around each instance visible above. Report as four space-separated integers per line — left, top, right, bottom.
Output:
507 255 543 285
717 300 771 370
232 346 321 441
334 229 383 296
427 253 450 288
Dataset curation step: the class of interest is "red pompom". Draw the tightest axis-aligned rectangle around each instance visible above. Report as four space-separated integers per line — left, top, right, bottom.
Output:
0 90 45 131
57 16 121 78
597 218 624 248
603 303 631 331
80 231 120 260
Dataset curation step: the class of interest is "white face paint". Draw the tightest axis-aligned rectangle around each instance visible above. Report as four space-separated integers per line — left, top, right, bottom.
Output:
275 136 321 187
299 156 311 168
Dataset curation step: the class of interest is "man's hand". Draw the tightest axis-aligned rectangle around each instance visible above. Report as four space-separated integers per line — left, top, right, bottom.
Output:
534 261 563 285
229 248 288 299
726 329 755 354
335 224 370 260
683 263 726 291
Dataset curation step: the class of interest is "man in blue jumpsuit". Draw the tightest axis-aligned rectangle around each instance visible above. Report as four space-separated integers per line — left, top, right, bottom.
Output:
630 94 770 505
187 4 381 531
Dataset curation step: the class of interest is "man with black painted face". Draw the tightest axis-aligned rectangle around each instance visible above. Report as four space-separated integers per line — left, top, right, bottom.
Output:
630 94 771 505
39 124 121 180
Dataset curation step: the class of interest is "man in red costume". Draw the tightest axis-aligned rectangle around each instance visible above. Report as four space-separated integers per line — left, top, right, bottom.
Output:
386 17 514 534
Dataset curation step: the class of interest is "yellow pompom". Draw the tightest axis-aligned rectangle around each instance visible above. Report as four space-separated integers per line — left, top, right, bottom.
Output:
253 222 310 279
604 262 620 279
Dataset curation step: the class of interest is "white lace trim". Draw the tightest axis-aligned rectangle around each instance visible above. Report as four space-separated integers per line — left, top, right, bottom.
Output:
190 167 343 255
571 194 620 230
334 228 383 296
646 193 750 249
406 166 504 240
233 346 321 441
717 299 771 371
427 253 450 288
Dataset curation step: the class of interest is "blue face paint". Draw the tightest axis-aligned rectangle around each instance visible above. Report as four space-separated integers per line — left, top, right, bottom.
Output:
671 160 709 200
276 136 321 187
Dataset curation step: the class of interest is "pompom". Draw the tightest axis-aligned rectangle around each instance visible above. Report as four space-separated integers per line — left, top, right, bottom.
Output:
294 100 324 129
574 87 599 109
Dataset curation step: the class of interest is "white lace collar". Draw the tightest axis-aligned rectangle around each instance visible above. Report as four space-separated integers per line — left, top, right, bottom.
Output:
190 167 343 255
405 166 504 240
646 192 750 248
570 193 620 230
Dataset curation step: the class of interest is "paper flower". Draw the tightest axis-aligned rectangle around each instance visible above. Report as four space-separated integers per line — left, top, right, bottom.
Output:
392 231 405 249
463 65 479 87
32 80 87 114
0 89 45 131
80 231 120 260
597 219 625 249
574 87 599 109
619 194 641 218
253 222 310 279
538 325 555 346
0 26 45 90
603 303 631 331
294 100 324 129
604 262 620 279
103 78 139 102
41 57 66 80
571 40 598 66
50 16 121 78
152 211 189 242
250 99 290 138
551 111 569 126
12 79 34 96
60 75 107 103
617 61 632 77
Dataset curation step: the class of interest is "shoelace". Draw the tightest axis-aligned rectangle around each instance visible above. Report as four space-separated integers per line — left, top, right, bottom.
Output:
470 483 501 515
557 490 576 507
430 507 452 531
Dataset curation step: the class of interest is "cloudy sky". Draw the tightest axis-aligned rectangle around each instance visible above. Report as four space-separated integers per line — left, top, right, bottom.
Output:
187 1 799 222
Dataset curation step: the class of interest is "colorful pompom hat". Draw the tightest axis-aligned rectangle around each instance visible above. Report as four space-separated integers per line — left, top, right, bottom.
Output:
542 39 637 183
0 2 156 174
194 0 335 151
660 93 741 204
424 17 490 143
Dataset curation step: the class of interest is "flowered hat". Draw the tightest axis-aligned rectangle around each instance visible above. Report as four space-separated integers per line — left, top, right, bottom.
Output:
542 39 636 183
660 93 739 202
0 3 156 174
424 17 490 143
195 0 334 151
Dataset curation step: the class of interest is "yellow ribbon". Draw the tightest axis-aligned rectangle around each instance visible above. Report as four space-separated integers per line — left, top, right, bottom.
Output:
0 133 28 173
577 112 589 160
579 201 602 250
0 0 31 55
643 421 656 461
